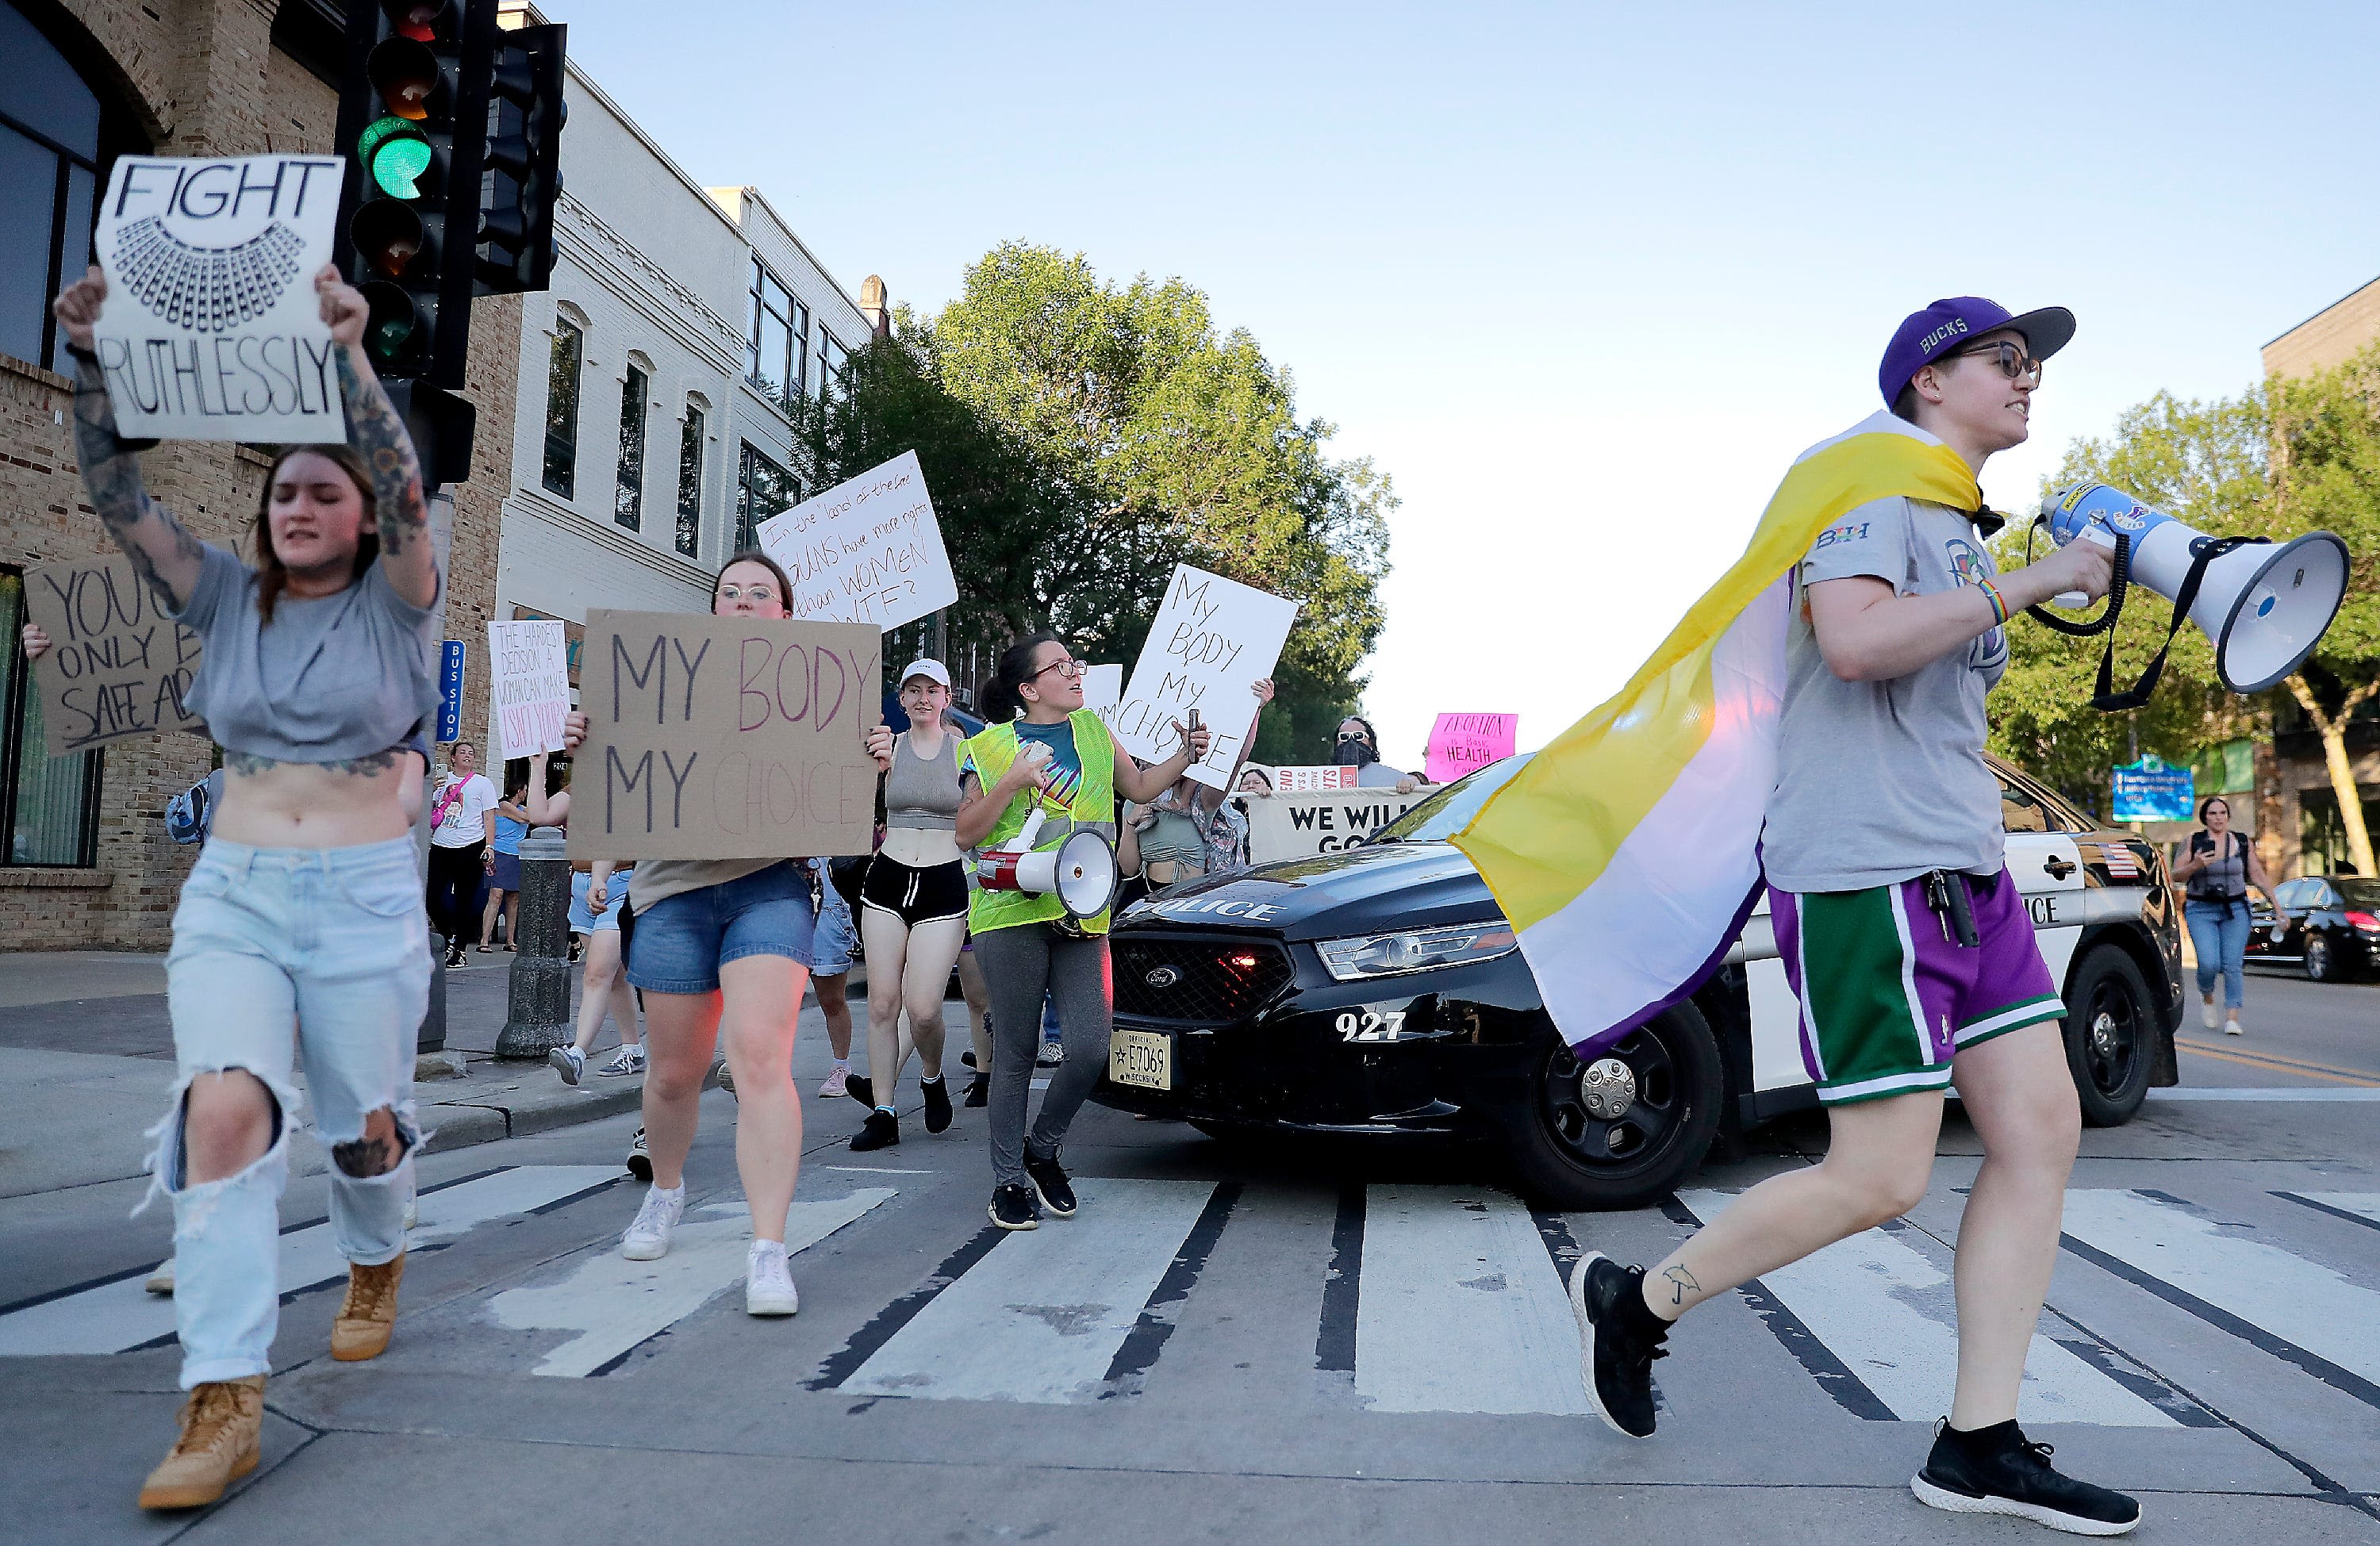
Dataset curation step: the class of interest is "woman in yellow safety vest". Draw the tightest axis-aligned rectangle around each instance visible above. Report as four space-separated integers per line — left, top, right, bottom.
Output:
956 634 1210 1231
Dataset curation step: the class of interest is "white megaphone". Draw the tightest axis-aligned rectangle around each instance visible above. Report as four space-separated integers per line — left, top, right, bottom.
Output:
2039 484 2349 695
973 809 1118 920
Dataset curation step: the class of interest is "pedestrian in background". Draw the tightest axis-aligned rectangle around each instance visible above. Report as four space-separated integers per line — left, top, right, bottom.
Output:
476 762 532 952
2174 795 2271 1037
528 750 644 1085
427 740 497 965
1332 715 1420 792
1130 677 1273 896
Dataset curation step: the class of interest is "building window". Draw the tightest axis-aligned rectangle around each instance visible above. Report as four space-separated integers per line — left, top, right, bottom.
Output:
746 259 807 411
542 317 582 499
613 363 647 531
819 331 850 401
0 569 102 865
675 405 704 558
1 4 137 373
736 442 799 551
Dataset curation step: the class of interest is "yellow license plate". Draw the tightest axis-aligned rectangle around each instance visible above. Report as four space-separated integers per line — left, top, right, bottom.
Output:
1108 1029 1173 1091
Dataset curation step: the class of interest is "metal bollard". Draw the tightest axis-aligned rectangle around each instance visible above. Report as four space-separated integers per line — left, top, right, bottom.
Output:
494 826 573 1057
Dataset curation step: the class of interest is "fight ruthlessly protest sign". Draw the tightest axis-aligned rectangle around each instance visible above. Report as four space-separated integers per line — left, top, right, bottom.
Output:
754 451 958 631
568 611 882 861
487 619 572 759
1243 788 1431 865
1424 712 1518 785
91 153 347 443
1110 565 1298 790
22 554 205 754
1271 765 1359 792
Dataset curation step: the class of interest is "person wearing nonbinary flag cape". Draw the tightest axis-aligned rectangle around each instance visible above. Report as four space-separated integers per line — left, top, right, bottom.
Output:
1459 299 2138 1536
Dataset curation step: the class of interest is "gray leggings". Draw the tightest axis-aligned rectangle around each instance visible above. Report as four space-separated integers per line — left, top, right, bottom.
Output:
973 923 1111 1189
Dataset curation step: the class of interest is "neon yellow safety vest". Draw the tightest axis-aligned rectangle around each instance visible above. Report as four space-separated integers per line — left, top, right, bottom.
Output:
965 710 1116 936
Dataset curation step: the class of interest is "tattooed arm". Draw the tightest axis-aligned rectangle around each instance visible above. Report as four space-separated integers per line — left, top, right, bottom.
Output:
319 269 439 609
52 267 209 612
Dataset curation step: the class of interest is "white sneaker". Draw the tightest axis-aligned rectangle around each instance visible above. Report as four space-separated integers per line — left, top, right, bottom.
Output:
746 1240 799 1316
1035 1041 1065 1068
2201 998 2218 1030
144 1258 175 1295
550 1045 586 1085
713 1059 735 1095
2224 1017 2244 1037
620 1184 684 1260
597 1045 647 1076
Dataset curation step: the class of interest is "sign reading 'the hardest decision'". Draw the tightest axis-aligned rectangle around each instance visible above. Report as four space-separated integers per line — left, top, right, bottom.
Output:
91 154 347 443
1110 565 1298 790
487 619 571 759
754 451 958 631
569 612 883 861
22 554 205 754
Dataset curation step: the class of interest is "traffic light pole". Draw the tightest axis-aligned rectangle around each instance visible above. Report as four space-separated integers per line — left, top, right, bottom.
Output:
414 484 455 1054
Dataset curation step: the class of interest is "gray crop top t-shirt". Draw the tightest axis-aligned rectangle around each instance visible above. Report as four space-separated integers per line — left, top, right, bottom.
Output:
885 729 964 830
171 542 440 763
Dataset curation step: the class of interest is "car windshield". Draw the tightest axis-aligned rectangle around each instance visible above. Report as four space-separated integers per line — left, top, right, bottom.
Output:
1373 754 1533 842
2332 878 2380 910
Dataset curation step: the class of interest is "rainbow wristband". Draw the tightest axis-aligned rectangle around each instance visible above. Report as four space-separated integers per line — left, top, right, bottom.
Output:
1978 578 2009 627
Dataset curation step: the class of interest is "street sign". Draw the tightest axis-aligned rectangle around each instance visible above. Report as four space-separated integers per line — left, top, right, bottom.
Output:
2111 755 2194 823
437 637 466 742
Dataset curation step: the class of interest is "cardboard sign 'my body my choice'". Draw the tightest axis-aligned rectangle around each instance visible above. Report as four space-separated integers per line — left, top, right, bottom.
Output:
487 620 572 759
91 154 346 442
570 612 881 862
754 451 958 631
1424 712 1518 785
22 554 205 754
1244 788 1430 865
1111 566 1297 790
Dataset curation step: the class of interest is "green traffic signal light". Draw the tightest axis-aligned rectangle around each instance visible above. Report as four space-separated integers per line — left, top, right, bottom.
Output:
359 280 430 372
359 115 433 198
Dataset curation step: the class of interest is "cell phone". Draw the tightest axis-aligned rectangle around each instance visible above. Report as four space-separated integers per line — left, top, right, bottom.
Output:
1188 708 1203 732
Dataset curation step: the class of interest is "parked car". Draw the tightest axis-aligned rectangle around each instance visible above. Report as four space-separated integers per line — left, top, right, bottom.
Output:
2246 875 2380 981
1090 752 2183 1210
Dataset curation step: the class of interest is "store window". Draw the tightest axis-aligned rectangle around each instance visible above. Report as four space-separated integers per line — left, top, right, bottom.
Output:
736 442 799 552
746 259 807 411
613 363 647 531
541 316 582 499
0 568 102 865
675 403 705 558
1 2 140 372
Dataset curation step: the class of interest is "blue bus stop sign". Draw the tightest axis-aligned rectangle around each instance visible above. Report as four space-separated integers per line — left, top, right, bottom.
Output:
2111 755 2194 823
436 639 466 742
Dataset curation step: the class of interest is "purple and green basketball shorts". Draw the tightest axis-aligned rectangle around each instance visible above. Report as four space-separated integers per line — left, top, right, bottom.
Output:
1768 868 2063 1106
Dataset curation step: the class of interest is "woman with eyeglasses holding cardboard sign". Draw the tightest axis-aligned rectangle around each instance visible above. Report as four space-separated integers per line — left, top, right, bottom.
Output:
958 635 1210 1230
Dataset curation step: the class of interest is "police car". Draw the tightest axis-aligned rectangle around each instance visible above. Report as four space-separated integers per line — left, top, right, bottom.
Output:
1090 753 2182 1210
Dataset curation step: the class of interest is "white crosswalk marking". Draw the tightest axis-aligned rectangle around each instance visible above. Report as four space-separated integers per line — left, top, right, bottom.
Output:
489 1188 893 1375
0 1165 620 1357
841 1177 1213 1402
1353 1184 1586 1415
2062 1189 2380 1389
2290 1191 2380 1229
1678 1190 2179 1426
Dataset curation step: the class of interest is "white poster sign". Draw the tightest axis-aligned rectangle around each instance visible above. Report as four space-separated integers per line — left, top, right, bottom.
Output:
1109 566 1297 790
1271 765 1360 792
1242 788 1431 865
488 619 572 759
754 450 958 631
1081 663 1123 725
90 154 347 443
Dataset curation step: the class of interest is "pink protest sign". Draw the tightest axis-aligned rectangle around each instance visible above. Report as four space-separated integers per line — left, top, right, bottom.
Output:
1425 713 1517 785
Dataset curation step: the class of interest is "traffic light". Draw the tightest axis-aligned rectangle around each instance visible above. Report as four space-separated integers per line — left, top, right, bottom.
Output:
473 22 566 296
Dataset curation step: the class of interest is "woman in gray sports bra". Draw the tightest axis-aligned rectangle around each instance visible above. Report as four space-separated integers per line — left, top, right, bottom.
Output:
848 658 972 1149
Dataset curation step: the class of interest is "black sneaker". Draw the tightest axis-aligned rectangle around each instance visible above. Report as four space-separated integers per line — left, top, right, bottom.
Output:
1913 1420 2140 1536
961 1050 977 1069
1023 1149 1077 1218
625 1126 652 1182
1568 1252 1668 1438
921 1076 953 1134
850 1108 899 1152
963 1072 990 1108
989 1183 1039 1231
844 1073 873 1107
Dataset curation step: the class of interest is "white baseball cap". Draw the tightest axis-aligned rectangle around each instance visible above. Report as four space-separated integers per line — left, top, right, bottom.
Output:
898 658 951 689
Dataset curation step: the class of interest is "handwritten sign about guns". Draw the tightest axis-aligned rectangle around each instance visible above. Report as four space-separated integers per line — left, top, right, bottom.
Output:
1109 566 1297 790
569 612 882 862
754 451 958 631
23 554 205 754
90 154 347 443
1243 789 1430 865
487 619 572 759
1424 712 1518 785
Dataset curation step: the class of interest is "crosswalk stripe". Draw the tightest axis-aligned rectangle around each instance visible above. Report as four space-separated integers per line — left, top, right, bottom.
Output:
837 1177 1215 1403
487 1188 894 1376
1678 1190 2181 1426
2278 1192 2380 1234
2060 1189 2380 1408
0 1165 621 1358
1353 1185 1587 1415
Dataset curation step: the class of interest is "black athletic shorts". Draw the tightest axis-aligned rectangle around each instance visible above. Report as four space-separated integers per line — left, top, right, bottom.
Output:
861 854 969 927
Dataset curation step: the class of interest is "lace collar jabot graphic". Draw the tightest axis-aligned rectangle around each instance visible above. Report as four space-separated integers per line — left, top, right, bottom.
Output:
111 216 307 335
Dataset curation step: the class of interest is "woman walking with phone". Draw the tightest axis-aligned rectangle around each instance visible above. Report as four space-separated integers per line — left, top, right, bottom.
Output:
2174 796 2271 1036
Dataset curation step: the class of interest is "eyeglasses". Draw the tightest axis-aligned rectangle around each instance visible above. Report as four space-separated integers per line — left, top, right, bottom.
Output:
715 582 779 602
1948 340 2044 386
1029 657 1086 681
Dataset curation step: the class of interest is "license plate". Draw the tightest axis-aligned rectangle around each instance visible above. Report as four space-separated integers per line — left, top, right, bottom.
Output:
1108 1028 1173 1091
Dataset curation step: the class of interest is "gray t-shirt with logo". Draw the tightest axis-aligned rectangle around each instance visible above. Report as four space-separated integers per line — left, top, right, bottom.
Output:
1762 496 2007 893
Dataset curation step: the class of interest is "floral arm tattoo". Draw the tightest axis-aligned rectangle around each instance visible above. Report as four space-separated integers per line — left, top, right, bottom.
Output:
335 349 430 566
70 355 205 611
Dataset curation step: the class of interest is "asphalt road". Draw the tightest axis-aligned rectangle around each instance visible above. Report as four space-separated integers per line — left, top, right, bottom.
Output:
5 984 2377 1545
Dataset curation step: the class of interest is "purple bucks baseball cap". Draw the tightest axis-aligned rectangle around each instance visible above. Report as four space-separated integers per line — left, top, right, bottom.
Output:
1879 297 2076 408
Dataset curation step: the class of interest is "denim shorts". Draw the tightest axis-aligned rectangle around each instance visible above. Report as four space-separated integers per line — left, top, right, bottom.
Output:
568 867 632 934
626 860 816 994
805 861 858 976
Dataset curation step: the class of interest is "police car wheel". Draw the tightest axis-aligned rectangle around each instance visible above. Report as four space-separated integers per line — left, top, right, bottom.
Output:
2061 944 2154 1127
1503 1003 1722 1212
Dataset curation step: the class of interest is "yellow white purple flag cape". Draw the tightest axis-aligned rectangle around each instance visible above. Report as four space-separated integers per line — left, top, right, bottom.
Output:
1452 411 1980 1057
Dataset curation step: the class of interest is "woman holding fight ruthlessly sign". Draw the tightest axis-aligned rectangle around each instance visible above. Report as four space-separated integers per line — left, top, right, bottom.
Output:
54 264 442 1512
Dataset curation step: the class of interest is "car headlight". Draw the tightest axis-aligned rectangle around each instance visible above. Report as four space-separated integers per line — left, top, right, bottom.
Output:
1317 922 1518 981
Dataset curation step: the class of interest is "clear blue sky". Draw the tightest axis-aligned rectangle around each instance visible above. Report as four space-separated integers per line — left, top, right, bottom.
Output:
547 1 2380 766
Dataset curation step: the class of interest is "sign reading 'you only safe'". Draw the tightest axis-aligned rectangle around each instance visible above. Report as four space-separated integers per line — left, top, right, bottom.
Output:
569 612 883 861
22 554 205 754
91 154 347 443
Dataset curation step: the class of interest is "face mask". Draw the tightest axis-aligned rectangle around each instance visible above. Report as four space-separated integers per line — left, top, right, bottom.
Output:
1334 736 1376 768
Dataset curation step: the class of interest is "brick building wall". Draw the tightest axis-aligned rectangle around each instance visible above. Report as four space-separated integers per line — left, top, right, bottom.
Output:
2263 275 2380 382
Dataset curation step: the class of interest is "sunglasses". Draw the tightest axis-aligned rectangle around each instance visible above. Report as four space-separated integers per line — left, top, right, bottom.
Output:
1948 339 2044 386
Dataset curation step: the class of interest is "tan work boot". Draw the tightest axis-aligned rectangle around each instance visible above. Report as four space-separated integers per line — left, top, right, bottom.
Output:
330 1252 405 1361
138 1375 265 1510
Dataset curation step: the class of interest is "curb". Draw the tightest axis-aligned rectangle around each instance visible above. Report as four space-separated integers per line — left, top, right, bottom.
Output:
415 1063 645 1153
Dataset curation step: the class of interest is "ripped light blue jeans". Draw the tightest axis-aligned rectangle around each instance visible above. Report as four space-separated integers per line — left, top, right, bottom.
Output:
148 836 431 1388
